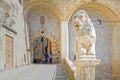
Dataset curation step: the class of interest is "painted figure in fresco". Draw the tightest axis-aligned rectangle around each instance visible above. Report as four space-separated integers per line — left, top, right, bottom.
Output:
72 10 96 58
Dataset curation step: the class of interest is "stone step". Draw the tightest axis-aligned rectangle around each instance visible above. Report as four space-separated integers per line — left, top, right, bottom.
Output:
55 64 68 80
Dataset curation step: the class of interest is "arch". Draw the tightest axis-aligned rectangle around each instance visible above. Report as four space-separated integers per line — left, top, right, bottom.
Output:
66 2 120 26
24 1 61 64
30 27 60 63
68 3 119 79
24 0 63 22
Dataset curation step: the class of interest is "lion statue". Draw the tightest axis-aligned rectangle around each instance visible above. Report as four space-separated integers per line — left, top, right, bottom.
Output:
72 10 96 58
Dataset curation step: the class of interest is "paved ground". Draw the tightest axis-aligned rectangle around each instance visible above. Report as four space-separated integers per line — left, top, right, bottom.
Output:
0 64 56 80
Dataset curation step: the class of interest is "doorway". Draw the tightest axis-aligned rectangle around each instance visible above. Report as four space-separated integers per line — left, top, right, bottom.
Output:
5 34 14 68
33 37 52 64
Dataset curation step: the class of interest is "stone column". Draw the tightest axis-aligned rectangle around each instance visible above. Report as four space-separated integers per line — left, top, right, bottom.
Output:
61 21 69 59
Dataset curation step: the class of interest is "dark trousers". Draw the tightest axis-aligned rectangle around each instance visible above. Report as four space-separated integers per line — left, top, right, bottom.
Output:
50 58 52 64
45 58 48 64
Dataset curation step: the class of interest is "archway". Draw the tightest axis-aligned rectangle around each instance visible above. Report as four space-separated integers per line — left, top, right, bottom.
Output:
66 3 119 24
33 37 52 64
24 1 63 23
67 3 120 80
31 27 60 64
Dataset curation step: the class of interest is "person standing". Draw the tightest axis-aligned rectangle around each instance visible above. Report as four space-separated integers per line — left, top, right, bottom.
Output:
49 52 52 64
44 51 48 64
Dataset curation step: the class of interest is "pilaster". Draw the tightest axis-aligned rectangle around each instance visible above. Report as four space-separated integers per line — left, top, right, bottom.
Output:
61 21 69 59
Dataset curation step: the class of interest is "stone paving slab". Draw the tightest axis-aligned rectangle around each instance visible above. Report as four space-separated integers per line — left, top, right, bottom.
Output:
0 64 56 80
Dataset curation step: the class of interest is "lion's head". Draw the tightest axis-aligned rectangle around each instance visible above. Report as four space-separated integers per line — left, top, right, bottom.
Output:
72 10 93 35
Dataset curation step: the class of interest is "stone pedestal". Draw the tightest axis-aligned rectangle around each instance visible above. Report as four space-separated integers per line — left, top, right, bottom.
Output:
75 59 101 80
72 10 101 80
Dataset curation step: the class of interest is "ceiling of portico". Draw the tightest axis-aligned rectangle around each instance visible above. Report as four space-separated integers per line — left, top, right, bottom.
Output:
24 0 80 21
28 3 59 18
24 0 120 24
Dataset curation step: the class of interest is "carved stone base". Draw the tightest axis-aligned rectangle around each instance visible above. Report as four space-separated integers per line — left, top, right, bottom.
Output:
75 59 101 80
79 55 96 59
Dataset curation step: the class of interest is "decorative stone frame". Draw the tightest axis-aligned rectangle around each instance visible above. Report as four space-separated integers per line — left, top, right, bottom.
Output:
0 23 17 69
30 27 60 63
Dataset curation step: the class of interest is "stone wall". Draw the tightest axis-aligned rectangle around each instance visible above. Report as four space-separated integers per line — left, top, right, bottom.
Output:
13 9 28 67
0 24 6 69
0 0 28 69
68 10 113 80
28 9 60 43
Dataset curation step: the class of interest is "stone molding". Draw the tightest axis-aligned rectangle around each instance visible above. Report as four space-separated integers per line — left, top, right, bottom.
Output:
30 27 60 63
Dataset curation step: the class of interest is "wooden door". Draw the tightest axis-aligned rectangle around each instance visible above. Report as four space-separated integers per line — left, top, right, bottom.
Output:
5 34 13 68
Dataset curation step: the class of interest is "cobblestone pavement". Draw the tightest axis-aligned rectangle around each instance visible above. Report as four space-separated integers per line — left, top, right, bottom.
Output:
0 64 56 80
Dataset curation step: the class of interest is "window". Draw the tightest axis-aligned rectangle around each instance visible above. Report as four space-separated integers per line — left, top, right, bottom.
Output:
40 16 45 25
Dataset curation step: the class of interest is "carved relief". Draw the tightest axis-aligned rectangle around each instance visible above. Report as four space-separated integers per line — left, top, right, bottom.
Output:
72 10 96 58
0 3 6 23
31 27 60 63
0 1 18 26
